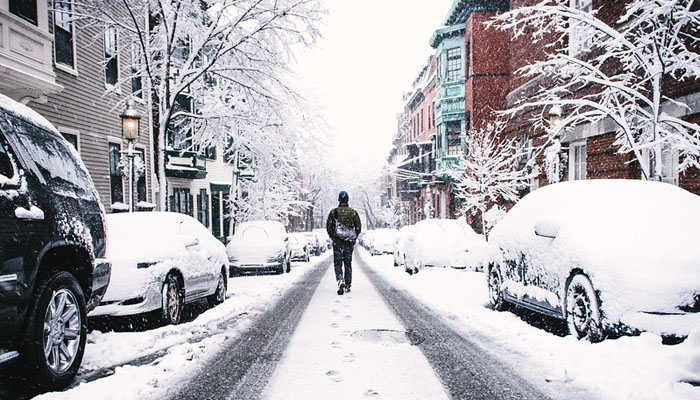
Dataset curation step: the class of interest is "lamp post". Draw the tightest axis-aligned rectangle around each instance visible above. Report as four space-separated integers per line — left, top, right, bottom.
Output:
548 105 564 132
120 99 141 212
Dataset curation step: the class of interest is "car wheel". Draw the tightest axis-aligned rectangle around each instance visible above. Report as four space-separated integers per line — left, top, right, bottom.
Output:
487 266 508 311
565 274 604 342
162 274 184 325
207 270 227 307
20 270 87 390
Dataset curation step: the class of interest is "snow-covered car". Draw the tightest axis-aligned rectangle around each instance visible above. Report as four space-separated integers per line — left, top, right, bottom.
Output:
289 233 311 262
449 218 487 271
303 232 322 256
369 228 398 255
90 212 228 325
486 180 700 342
359 230 376 250
313 228 332 249
227 221 291 275
404 219 483 274
393 225 414 267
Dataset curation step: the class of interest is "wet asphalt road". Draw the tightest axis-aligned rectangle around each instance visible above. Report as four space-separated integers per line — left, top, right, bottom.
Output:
175 253 550 400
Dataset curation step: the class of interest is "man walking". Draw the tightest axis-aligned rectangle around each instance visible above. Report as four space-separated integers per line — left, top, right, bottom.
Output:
326 191 362 295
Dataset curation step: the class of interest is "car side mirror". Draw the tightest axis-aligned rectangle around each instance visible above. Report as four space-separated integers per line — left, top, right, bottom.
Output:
534 216 561 239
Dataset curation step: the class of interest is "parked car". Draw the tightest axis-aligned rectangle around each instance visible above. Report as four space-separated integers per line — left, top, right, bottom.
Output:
313 228 332 249
89 212 228 325
393 225 415 267
486 180 700 343
404 219 482 275
303 232 322 256
359 230 376 250
450 217 487 271
289 233 311 262
369 228 399 255
0 94 111 389
227 221 291 275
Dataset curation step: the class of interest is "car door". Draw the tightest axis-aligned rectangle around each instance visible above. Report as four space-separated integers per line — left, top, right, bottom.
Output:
0 135 46 345
179 217 214 298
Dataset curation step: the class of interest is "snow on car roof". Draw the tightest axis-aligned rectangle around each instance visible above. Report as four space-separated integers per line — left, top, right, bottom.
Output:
0 92 58 133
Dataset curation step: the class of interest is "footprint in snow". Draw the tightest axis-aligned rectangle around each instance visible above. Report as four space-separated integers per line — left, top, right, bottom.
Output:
331 341 342 348
364 389 380 397
329 322 339 328
343 353 355 363
341 330 352 336
331 309 339 314
344 315 352 320
326 370 343 382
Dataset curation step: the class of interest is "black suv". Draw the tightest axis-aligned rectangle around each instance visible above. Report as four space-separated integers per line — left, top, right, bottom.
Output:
0 96 110 389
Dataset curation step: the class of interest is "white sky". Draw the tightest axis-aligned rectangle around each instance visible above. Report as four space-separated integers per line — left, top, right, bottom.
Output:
293 0 455 168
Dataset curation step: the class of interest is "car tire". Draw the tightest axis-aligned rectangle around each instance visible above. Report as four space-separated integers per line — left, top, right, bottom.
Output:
207 270 227 307
565 274 604 342
487 266 508 311
20 270 87 390
162 274 184 325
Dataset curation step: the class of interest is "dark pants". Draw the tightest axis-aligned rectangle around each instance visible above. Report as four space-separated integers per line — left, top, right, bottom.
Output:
333 242 353 287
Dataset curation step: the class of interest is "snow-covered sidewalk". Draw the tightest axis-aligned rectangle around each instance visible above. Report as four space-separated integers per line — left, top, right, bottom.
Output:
262 258 449 400
359 250 700 400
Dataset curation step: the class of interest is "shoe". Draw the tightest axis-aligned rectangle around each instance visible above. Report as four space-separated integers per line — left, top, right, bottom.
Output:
337 280 345 295
345 286 351 293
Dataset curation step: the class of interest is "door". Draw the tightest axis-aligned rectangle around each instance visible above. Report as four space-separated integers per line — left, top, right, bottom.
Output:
178 218 214 298
0 136 44 345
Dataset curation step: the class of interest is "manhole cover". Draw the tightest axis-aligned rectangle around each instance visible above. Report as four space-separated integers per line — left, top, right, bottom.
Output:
351 329 424 346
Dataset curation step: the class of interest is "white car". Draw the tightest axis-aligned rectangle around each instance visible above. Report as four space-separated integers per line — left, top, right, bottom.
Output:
303 232 322 256
90 212 229 325
404 219 483 275
289 233 311 262
486 180 700 342
369 228 399 255
227 221 291 275
313 228 332 249
393 225 415 267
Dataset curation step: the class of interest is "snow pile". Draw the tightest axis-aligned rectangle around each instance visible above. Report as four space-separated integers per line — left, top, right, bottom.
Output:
487 180 700 335
361 249 700 400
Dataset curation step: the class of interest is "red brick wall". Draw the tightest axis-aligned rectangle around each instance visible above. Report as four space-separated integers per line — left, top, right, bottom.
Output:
584 132 640 180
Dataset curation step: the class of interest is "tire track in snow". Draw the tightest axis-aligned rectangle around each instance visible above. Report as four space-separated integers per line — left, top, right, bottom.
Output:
359 255 549 400
172 258 330 400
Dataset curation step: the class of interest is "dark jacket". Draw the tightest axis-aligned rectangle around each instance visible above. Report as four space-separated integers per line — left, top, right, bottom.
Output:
326 203 362 246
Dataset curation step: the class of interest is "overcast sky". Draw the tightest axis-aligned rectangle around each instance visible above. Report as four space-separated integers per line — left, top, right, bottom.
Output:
293 0 455 169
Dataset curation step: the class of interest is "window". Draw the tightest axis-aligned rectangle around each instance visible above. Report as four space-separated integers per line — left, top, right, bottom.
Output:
169 94 193 150
569 141 587 180
134 148 147 202
0 141 19 185
61 131 78 151
197 189 209 227
446 121 461 156
10 0 37 25
205 145 217 160
420 109 424 133
171 188 192 216
53 0 75 69
109 143 123 204
446 47 462 82
131 43 143 98
105 26 119 86
569 0 593 55
641 143 679 185
436 53 442 84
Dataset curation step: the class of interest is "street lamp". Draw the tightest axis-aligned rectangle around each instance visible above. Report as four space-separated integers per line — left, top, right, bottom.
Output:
120 99 141 212
548 105 565 131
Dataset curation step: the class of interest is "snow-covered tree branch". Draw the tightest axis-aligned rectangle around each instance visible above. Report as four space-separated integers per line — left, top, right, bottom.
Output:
492 0 700 180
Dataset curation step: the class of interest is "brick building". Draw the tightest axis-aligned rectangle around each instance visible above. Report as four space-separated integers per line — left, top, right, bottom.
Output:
503 0 700 196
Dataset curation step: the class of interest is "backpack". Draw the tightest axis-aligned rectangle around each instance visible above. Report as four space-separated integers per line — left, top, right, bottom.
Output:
334 208 358 242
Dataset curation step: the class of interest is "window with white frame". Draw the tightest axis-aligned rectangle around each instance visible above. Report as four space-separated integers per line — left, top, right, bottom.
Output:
131 43 143 98
104 26 119 86
569 0 593 56
446 120 461 156
54 0 75 69
446 47 462 82
569 141 587 180
641 143 679 185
